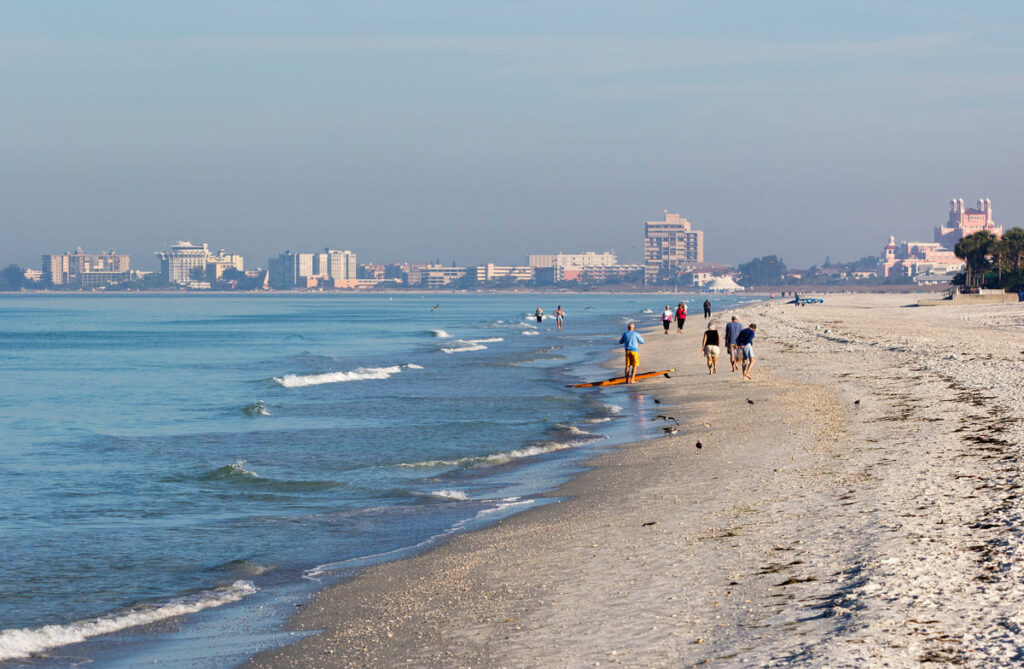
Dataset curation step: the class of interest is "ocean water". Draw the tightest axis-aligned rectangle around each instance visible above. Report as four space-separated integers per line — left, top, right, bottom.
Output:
0 293 755 664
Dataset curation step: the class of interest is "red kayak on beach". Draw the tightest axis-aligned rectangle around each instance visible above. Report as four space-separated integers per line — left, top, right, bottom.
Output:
567 369 675 388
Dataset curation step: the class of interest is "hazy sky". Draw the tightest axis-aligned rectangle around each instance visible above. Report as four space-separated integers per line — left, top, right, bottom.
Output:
2 1 1023 269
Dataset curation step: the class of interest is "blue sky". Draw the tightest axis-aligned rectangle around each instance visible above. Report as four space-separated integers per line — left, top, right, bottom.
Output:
2 1 1023 269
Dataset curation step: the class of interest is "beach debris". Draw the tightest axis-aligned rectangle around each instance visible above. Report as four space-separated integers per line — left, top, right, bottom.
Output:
746 398 755 405
854 399 861 405
702 422 712 429
696 441 703 449
642 521 656 527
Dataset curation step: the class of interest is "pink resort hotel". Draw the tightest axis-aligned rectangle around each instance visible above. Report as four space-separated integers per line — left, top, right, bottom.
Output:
879 198 1003 279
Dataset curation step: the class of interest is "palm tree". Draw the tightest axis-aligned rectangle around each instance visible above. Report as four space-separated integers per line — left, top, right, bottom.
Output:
954 231 996 290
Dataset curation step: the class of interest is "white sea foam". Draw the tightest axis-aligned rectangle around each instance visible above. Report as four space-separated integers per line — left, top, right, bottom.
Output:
522 331 540 336
441 338 503 354
0 580 257 661
585 417 614 423
430 489 469 501
397 441 578 469
228 459 258 477
429 329 451 338
405 363 424 369
273 363 420 388
602 403 623 414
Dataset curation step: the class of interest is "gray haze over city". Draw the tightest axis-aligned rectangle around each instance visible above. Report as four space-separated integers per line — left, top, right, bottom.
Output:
2 1 1023 270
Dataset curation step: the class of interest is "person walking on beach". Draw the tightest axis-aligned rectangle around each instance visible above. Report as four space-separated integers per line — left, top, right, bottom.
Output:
700 322 721 375
535 307 544 323
676 302 687 332
737 323 757 380
619 322 645 384
661 305 673 334
703 298 712 320
725 315 743 373
554 305 565 331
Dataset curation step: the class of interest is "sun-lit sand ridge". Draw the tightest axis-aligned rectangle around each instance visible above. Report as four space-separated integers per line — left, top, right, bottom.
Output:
248 294 1024 667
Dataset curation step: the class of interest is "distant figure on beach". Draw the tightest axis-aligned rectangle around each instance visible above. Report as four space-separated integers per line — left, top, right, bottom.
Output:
737 323 757 380
703 299 712 319
701 323 721 375
619 322 645 384
554 305 565 330
661 305 673 334
676 302 687 332
725 316 743 373
535 307 544 323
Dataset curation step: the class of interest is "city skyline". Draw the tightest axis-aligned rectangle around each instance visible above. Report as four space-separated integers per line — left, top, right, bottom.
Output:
2 3 1023 269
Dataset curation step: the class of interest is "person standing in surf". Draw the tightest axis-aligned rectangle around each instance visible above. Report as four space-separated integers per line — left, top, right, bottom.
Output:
661 305 673 334
676 302 687 332
535 307 544 323
554 305 565 330
619 322 645 384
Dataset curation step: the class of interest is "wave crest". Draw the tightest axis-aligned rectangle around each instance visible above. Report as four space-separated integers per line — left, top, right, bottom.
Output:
273 363 420 388
441 338 504 354
0 580 257 661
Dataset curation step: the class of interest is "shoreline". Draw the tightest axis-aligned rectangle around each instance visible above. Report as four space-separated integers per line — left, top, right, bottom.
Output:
246 294 1024 667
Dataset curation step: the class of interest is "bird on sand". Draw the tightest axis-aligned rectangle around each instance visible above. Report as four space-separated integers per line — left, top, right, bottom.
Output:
663 373 672 379
854 399 861 405
653 398 662 404
695 441 703 449
746 398 755 405
431 304 440 311
662 426 678 434
642 521 656 527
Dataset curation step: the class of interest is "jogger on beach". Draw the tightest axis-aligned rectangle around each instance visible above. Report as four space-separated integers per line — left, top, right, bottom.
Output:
619 322 645 384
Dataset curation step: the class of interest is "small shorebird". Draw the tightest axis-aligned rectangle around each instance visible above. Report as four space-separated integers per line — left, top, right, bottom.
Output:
662 426 678 435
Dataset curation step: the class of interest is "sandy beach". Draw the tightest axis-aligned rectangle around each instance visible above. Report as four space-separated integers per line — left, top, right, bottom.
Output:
247 294 1024 668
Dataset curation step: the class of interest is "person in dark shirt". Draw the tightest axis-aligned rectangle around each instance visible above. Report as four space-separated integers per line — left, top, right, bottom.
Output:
724 316 743 373
736 324 757 380
700 323 721 374
703 299 712 319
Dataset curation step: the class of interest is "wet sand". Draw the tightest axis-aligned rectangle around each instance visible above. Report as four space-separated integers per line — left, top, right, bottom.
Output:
248 294 1024 667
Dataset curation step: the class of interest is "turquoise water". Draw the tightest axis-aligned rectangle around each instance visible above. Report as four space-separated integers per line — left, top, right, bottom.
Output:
0 293 754 664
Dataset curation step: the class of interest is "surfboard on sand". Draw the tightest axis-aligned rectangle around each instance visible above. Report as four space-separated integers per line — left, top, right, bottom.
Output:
567 368 675 388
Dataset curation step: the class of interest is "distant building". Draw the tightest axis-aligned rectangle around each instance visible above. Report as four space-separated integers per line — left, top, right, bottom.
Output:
935 198 1002 248
528 252 617 270
644 212 704 282
475 264 534 283
420 265 467 288
322 249 357 281
358 263 386 280
269 248 356 289
158 241 210 286
22 268 42 283
41 248 131 286
206 250 244 281
880 198 1001 279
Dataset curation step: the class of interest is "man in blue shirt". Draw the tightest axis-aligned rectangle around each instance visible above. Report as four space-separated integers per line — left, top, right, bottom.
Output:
736 323 757 380
724 315 743 373
618 322 645 384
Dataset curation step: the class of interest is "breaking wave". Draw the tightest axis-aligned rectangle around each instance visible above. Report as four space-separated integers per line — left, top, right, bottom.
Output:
0 580 257 661
441 338 503 354
199 461 340 492
428 329 451 338
273 363 421 388
397 441 583 470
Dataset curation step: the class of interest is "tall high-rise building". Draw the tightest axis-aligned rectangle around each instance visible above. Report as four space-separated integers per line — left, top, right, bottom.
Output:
643 212 704 282
158 241 210 285
323 249 357 280
527 252 617 269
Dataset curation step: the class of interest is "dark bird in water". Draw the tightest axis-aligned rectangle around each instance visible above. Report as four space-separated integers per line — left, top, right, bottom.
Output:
662 426 678 434
653 398 662 404
746 398 755 405
642 521 656 527
854 399 861 405
695 441 703 449
431 304 440 311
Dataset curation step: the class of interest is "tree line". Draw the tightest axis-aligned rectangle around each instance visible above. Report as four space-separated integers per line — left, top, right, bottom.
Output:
954 228 1024 292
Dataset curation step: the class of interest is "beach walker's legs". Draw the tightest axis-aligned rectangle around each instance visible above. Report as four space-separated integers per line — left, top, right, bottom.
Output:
743 355 754 380
711 353 718 374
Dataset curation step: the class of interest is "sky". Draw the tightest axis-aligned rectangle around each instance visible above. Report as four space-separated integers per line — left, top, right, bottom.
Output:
2 1 1023 270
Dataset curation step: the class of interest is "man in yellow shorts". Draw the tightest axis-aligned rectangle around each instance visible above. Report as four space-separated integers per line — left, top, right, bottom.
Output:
618 322 645 384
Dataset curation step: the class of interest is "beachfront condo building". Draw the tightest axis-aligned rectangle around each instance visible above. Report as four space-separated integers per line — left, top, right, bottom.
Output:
42 249 131 286
157 241 211 286
528 252 617 269
643 212 704 283
475 264 535 283
206 251 245 281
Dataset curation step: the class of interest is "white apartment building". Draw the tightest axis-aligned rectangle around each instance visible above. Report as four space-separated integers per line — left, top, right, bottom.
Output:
158 241 210 285
527 251 617 269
